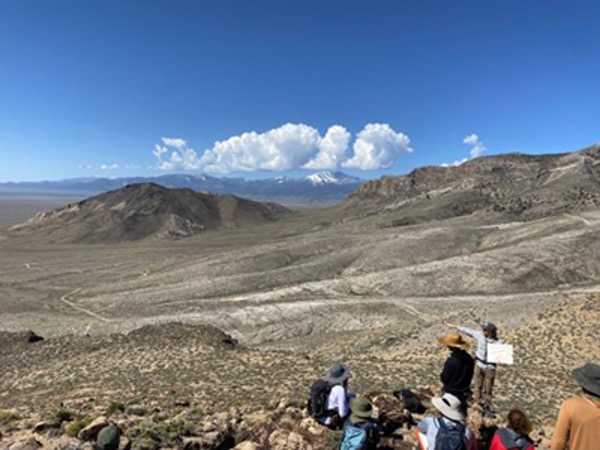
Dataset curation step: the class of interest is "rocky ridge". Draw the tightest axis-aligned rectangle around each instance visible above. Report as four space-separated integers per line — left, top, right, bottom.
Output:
346 144 600 223
8 184 291 243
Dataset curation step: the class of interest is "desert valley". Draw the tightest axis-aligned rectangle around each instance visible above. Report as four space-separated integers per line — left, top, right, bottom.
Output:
1 146 600 450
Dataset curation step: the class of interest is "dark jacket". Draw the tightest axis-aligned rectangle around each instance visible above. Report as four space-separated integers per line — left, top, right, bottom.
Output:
440 348 475 395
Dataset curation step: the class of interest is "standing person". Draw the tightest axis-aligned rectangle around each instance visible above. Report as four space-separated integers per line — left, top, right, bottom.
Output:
551 362 600 450
438 331 475 415
447 321 500 417
490 408 535 450
416 392 478 450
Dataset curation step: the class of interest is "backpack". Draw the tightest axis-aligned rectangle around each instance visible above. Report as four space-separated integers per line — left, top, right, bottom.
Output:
307 379 331 418
434 418 468 450
339 421 376 450
399 388 426 414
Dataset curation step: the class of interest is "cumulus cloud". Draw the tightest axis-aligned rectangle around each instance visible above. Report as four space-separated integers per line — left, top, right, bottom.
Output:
302 125 351 170
161 137 187 149
153 123 412 172
342 123 412 170
199 123 321 172
463 133 486 158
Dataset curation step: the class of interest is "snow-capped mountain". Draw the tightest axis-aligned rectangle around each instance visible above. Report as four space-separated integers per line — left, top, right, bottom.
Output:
304 171 363 186
0 172 365 204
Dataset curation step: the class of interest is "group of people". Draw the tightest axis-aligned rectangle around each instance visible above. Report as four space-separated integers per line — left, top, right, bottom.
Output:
311 321 600 450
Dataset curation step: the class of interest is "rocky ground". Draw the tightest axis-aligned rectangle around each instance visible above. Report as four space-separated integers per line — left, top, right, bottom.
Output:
0 292 598 450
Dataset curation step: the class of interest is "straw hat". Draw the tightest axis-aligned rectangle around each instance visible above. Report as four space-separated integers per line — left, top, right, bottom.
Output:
438 331 470 349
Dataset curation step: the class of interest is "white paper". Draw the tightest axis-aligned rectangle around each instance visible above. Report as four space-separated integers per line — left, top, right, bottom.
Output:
487 343 514 365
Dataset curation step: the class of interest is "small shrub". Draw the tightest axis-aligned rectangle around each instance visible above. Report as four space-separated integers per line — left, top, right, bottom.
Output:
0 411 21 424
65 417 92 437
54 409 75 422
107 401 126 416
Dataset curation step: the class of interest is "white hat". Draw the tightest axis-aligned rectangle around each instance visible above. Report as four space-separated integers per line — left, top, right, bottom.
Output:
431 393 465 422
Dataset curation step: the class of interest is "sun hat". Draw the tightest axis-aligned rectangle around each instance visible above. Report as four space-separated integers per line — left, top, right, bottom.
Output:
571 362 600 397
96 424 121 450
324 363 351 384
432 393 465 422
349 396 374 423
438 332 470 349
482 322 497 332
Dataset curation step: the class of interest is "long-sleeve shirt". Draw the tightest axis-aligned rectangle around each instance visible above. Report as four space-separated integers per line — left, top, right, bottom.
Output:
457 326 498 370
322 385 349 425
440 349 475 395
551 396 600 450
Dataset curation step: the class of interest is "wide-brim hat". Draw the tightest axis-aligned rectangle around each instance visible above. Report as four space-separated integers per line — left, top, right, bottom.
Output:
349 396 373 423
432 393 465 422
324 363 351 384
572 362 600 397
438 332 470 350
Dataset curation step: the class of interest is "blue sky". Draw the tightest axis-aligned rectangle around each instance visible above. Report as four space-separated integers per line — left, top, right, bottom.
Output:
1 1 599 182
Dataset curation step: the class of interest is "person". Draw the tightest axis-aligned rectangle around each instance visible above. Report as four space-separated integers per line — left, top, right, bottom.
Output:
438 331 475 415
551 362 600 450
490 408 535 450
318 363 352 429
447 321 500 417
339 396 379 450
416 392 477 450
95 424 121 450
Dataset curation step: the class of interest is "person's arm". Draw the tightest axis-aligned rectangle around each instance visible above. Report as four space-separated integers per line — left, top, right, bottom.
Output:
329 385 349 421
550 400 571 450
457 326 480 339
417 417 431 434
440 357 454 385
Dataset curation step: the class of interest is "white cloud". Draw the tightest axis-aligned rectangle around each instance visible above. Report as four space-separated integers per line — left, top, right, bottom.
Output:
463 133 486 158
153 144 169 159
100 164 119 170
153 122 412 172
302 125 351 169
161 137 187 149
199 123 321 172
342 123 412 170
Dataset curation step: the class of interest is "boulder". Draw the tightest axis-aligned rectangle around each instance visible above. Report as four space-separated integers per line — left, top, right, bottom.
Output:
77 416 109 441
8 438 43 450
268 430 313 450
26 331 44 344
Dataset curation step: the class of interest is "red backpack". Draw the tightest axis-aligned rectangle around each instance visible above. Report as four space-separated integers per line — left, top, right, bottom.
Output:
489 432 534 450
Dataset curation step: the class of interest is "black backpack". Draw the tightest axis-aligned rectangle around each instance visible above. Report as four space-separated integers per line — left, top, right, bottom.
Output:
398 388 426 414
434 418 468 450
307 379 331 418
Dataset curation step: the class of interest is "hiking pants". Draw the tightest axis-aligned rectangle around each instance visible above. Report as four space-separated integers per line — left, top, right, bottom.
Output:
473 365 496 408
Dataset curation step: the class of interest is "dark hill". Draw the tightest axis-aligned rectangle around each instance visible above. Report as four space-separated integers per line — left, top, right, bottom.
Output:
344 144 600 223
8 183 291 243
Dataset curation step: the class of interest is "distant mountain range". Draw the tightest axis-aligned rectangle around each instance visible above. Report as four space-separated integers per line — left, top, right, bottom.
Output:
0 171 365 203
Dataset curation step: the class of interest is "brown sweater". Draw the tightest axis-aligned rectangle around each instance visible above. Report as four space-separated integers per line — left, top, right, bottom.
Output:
551 396 600 450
